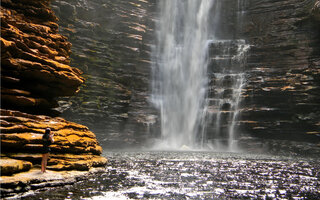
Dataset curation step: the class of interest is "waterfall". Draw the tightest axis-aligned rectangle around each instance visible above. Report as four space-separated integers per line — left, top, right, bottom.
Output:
151 0 249 150
207 39 249 151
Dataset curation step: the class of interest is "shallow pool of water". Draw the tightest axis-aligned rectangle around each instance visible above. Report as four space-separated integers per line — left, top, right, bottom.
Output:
20 151 320 199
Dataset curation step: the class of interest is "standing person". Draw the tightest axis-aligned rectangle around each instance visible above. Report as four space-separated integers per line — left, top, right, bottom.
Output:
41 128 54 173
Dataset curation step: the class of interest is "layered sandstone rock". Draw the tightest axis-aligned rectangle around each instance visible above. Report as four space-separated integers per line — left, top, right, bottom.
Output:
1 1 107 195
0 168 105 198
1 109 103 156
237 0 320 141
0 109 107 168
202 0 320 143
1 0 84 112
0 109 107 197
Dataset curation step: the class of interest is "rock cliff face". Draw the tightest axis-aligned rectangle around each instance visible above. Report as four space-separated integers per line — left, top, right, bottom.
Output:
200 0 320 144
0 0 107 190
237 0 320 141
51 0 157 148
1 0 85 114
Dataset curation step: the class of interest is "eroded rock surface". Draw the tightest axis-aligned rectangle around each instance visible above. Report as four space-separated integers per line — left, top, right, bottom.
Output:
1 109 103 155
1 0 107 197
0 109 107 197
1 0 84 113
50 0 158 148
237 0 320 141
0 109 107 172
0 167 105 198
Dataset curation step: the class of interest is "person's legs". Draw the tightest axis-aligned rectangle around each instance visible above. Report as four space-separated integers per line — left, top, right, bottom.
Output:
41 153 48 173
41 153 45 172
44 153 49 172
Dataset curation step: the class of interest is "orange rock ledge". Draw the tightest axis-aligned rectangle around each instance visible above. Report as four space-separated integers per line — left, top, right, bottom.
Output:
1 109 107 169
0 109 108 198
1 0 84 111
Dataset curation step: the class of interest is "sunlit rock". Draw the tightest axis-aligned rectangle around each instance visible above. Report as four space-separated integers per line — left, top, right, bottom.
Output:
0 1 107 196
0 158 32 176
1 109 104 156
1 0 84 112
0 108 107 196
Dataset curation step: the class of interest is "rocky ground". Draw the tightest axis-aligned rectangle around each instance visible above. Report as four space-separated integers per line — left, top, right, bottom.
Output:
0 166 106 199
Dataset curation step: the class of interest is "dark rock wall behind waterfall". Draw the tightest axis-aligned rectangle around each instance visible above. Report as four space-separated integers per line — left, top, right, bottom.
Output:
239 0 320 142
51 0 157 148
51 0 320 148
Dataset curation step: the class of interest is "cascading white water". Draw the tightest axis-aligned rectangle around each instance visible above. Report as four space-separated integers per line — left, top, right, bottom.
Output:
207 39 249 151
151 0 249 151
151 0 214 149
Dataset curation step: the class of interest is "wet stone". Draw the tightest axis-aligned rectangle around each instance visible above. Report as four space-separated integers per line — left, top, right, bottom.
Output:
221 103 232 111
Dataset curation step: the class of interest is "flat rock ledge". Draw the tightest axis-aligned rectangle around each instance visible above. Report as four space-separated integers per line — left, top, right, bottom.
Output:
0 158 32 176
1 109 108 198
0 167 106 199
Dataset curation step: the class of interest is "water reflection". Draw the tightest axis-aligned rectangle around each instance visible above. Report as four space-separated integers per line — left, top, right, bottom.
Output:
21 151 320 200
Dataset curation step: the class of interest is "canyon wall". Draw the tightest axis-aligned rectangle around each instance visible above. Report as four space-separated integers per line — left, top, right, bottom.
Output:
51 0 157 148
238 0 320 142
1 0 84 113
1 0 107 182
51 0 320 148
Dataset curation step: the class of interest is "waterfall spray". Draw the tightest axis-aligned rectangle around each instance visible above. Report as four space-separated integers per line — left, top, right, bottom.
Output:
151 0 214 149
151 0 249 151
